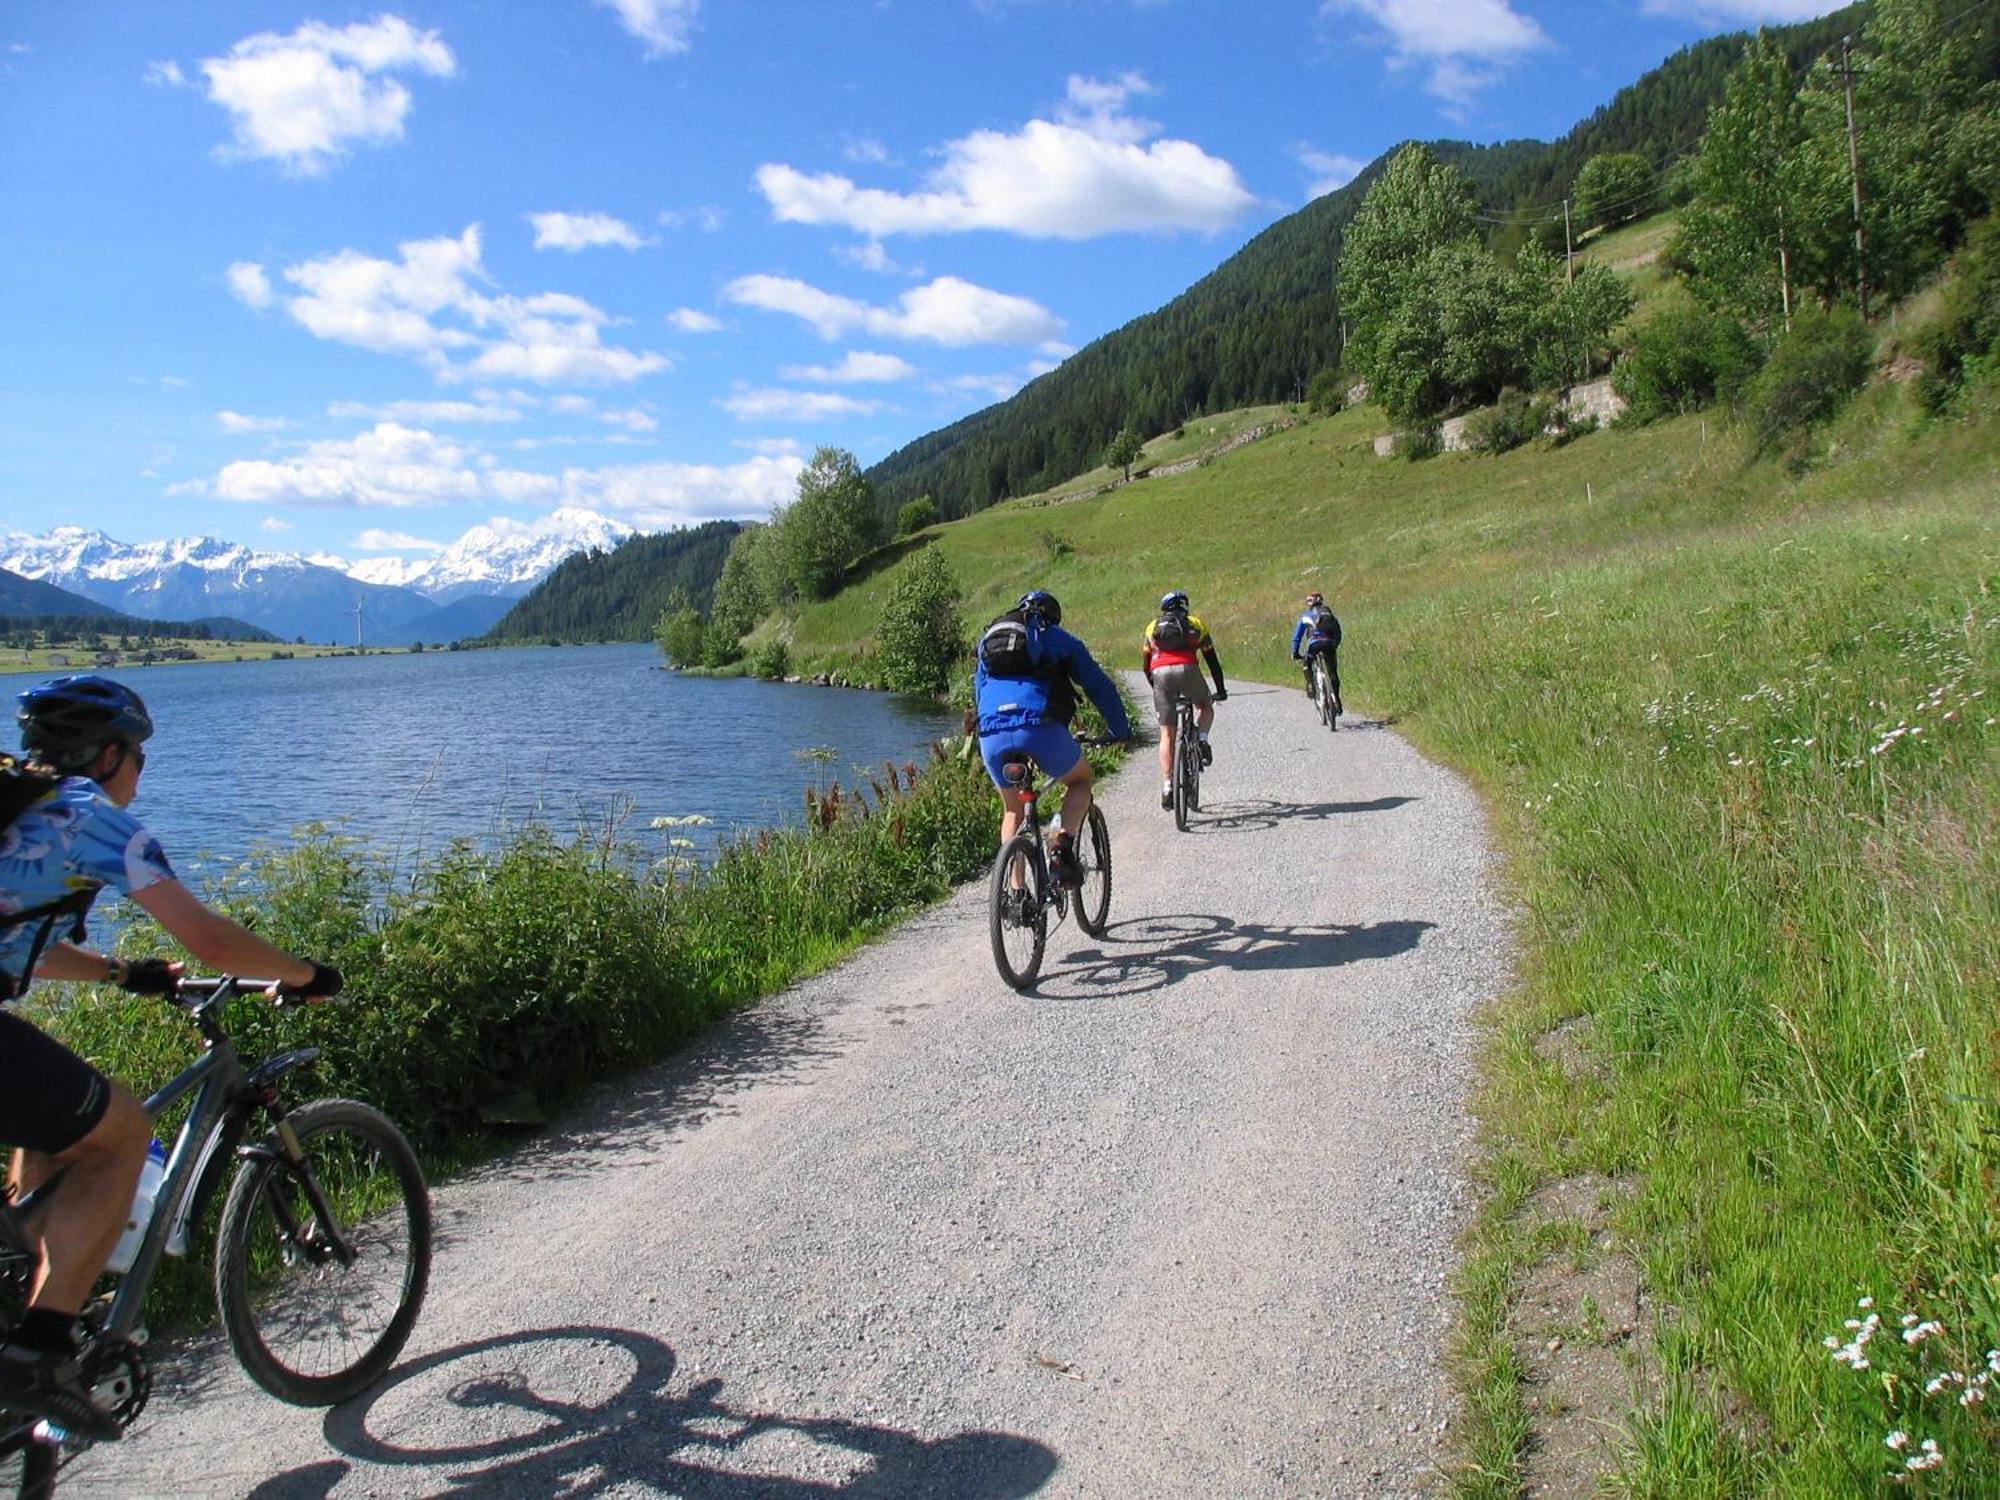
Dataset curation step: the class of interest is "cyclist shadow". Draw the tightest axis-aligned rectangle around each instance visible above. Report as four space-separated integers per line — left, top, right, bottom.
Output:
1191 796 1416 831
1036 913 1435 1000
244 1325 1057 1499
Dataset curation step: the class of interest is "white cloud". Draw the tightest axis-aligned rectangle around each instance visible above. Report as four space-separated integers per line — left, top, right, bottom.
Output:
723 273 1064 347
217 410 290 433
226 261 273 309
738 437 805 457
755 72 1254 240
145 60 187 88
835 240 922 277
781 351 917 384
355 528 447 552
667 307 724 332
600 405 658 433
559 453 803 525
327 397 523 423
1321 0 1548 105
599 0 698 57
212 422 544 508
658 206 726 233
719 388 885 422
1640 0 1850 18
528 211 655 252
259 516 293 531
844 136 890 165
1295 145 1366 199
940 372 1028 403
549 395 596 415
256 225 669 384
199 15 456 176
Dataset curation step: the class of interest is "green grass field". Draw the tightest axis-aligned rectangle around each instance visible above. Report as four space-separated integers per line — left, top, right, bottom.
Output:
781 321 1999 1490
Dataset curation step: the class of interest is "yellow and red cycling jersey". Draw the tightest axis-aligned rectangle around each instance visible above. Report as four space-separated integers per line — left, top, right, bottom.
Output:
1141 612 1213 672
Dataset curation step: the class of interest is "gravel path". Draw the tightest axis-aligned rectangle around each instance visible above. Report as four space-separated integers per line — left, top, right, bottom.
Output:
73 678 1509 1498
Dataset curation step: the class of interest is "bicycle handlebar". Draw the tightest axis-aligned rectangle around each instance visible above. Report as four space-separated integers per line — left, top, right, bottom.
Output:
172 974 343 1013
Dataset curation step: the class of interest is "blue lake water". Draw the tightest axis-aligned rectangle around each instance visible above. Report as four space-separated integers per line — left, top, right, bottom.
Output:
54 645 957 880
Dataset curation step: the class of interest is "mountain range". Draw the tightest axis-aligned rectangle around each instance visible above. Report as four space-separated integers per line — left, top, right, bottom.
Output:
0 507 635 647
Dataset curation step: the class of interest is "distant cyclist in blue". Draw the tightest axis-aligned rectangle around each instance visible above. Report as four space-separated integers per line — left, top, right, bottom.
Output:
0 676 342 1442
973 591 1129 888
1291 591 1343 719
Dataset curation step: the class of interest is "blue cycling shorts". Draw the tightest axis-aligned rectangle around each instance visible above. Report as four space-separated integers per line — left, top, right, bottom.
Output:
979 721 1081 792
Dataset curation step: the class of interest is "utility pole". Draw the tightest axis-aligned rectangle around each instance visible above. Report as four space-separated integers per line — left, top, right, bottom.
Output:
1562 198 1574 286
1836 34 1870 318
352 600 364 650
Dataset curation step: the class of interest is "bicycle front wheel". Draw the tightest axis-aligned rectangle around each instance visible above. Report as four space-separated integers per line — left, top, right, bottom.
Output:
215 1098 432 1406
988 835 1048 990
1316 659 1336 730
1073 805 1113 936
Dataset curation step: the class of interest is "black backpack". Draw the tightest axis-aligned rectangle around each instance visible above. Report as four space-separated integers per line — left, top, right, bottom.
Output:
1152 612 1194 651
1307 607 1342 645
0 757 97 1000
978 611 1043 679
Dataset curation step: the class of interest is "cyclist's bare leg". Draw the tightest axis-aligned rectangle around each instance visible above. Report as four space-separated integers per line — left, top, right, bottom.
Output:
1156 718 1176 783
1054 759 1094 837
997 783 1032 846
11 1082 148 1314
1195 701 1215 735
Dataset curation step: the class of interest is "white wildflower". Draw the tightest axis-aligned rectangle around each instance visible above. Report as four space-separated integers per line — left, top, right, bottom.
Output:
1905 1438 1943 1473
1886 1430 1910 1451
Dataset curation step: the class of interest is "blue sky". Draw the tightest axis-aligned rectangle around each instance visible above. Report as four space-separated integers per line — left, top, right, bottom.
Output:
0 0 1850 566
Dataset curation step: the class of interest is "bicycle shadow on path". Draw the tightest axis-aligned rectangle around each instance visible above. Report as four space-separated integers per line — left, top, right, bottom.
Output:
1186 795 1417 832
244 1325 1057 1499
1032 913 1436 1001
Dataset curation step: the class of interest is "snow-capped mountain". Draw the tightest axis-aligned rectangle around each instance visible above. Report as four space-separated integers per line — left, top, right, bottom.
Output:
343 507 635 602
0 510 637 644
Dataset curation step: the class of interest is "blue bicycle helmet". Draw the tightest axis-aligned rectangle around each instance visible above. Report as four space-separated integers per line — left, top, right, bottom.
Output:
19 675 154 773
1016 590 1061 627
1159 590 1190 614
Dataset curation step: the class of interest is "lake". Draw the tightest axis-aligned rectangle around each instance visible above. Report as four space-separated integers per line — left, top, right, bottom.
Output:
47 645 958 879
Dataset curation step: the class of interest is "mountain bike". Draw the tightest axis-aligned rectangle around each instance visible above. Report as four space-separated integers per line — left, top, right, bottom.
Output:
1307 650 1340 733
1169 697 1204 831
1 975 432 1497
987 738 1115 990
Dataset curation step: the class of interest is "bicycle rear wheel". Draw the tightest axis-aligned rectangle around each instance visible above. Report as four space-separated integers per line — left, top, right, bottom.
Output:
1315 659 1337 731
988 835 1048 989
215 1098 431 1406
1073 805 1113 936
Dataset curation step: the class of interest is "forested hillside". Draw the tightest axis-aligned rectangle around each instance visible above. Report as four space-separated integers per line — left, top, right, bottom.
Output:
486 521 740 642
863 5 1867 519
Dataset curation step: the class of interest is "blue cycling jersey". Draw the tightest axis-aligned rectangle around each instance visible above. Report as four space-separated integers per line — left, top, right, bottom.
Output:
974 622 1130 741
0 777 174 994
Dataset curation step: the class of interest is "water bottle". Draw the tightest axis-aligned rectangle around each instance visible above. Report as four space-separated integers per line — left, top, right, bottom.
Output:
105 1138 167 1275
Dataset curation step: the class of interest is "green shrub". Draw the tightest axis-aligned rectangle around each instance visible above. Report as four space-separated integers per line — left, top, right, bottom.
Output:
875 548 967 697
1917 213 2000 413
1305 367 1345 415
1743 303 1873 455
747 638 790 680
1613 301 1761 423
1465 389 1550 455
1396 423 1443 461
895 495 941 536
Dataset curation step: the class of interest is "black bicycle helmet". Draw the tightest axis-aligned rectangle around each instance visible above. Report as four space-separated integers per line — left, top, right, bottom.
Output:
1159 590 1190 614
1017 590 1061 627
19 675 154 773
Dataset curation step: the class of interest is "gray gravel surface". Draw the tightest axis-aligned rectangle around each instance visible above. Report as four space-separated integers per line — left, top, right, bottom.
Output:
73 677 1509 1498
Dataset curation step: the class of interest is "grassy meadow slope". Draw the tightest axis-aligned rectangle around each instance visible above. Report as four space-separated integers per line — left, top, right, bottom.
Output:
779 293 1999 1488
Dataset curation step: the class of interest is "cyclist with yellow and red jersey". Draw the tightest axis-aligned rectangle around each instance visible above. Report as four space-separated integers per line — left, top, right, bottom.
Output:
1140 591 1227 810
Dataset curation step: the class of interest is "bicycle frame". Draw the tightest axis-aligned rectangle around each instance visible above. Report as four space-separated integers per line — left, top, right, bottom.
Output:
8 979 321 1347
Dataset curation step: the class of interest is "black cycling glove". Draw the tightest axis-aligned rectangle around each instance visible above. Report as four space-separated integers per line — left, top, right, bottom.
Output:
115 958 180 997
294 962 344 999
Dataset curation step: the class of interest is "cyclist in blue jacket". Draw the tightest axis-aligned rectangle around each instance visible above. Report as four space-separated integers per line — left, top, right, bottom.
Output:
0 676 340 1441
1291 592 1343 717
973 591 1129 887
